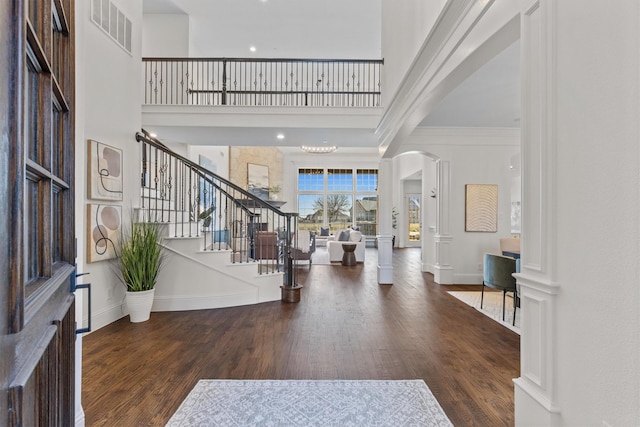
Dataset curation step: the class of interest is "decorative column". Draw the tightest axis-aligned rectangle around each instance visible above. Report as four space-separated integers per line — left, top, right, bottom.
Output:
514 0 560 423
376 159 393 284
433 160 453 284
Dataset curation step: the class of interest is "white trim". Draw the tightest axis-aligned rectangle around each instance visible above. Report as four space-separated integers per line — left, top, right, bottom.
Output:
377 0 520 158
452 273 483 284
433 265 453 284
142 105 383 129
151 289 279 312
514 378 561 413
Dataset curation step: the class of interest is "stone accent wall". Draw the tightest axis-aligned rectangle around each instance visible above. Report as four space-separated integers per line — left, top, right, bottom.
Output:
229 147 283 196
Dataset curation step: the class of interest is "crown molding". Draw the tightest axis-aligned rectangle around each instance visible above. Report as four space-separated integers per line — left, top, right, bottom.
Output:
376 0 520 158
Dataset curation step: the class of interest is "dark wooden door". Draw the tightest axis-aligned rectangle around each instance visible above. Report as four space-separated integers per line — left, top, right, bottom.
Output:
0 0 77 425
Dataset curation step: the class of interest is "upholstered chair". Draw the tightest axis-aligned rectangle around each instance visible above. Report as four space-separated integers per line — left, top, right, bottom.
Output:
482 253 518 325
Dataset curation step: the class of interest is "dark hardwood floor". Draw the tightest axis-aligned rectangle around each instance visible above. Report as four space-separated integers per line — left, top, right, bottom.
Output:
82 248 519 426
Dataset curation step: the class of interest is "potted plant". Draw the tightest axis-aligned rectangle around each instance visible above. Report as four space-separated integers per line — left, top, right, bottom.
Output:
198 205 216 228
392 207 398 248
269 184 281 200
114 218 165 323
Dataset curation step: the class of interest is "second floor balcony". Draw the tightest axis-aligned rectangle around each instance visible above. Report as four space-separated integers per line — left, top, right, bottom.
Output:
143 57 384 108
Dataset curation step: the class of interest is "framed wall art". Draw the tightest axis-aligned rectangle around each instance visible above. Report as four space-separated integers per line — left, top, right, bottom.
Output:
87 203 121 262
247 163 269 200
88 139 123 200
465 184 498 232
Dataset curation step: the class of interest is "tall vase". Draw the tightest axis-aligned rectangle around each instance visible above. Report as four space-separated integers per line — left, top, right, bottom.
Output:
125 289 155 323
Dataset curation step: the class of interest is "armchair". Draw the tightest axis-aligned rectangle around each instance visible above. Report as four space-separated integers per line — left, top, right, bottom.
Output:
482 253 518 326
290 231 316 269
254 231 279 260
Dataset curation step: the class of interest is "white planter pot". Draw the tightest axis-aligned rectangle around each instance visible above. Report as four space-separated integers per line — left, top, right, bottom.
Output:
125 289 155 323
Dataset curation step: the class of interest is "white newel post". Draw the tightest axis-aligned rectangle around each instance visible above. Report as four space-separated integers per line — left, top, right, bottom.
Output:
433 160 452 284
377 159 393 284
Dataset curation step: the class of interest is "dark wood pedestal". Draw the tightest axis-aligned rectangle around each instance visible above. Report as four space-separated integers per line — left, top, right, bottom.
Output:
281 285 303 302
341 243 357 266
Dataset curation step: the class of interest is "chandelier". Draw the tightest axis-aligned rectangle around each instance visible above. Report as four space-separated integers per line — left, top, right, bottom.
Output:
300 145 337 154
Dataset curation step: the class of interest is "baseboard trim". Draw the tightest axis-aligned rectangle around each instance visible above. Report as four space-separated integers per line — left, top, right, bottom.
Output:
75 407 86 427
453 273 483 285
433 266 453 284
152 292 279 312
90 302 127 332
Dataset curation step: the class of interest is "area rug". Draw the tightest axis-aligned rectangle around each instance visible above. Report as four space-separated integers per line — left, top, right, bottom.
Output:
166 379 452 426
310 247 331 265
447 290 520 334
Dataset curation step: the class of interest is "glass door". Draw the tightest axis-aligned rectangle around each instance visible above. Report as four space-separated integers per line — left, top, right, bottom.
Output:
407 195 421 247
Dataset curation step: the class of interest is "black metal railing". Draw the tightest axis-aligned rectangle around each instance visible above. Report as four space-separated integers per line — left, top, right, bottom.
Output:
143 57 383 107
135 130 304 288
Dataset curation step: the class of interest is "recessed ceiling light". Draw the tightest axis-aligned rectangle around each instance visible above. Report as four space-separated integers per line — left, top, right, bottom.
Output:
250 46 256 53
276 133 285 140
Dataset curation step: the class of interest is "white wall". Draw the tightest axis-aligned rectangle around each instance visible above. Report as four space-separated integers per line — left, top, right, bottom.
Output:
187 146 230 181
381 0 447 105
187 1 381 58
399 127 520 284
76 0 144 332
142 14 189 57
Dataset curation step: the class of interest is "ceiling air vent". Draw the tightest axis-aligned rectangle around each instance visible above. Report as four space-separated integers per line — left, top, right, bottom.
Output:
91 0 132 55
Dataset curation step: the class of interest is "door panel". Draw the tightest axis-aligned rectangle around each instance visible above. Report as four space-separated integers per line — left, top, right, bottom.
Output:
1 0 76 425
406 195 421 247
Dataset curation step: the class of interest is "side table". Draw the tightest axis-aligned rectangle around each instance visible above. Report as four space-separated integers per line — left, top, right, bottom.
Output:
341 243 357 266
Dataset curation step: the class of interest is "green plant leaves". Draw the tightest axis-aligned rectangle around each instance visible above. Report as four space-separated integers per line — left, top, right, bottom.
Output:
115 221 165 292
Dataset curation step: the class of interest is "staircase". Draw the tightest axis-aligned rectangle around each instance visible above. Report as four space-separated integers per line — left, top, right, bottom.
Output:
135 131 301 311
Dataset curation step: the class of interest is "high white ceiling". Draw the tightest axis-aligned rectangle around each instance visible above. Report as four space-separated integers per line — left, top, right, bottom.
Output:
142 0 381 58
142 0 520 150
419 40 520 128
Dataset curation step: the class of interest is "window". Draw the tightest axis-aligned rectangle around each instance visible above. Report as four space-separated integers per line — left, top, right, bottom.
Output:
355 169 378 235
297 168 324 191
327 169 353 191
15 0 75 323
298 168 377 235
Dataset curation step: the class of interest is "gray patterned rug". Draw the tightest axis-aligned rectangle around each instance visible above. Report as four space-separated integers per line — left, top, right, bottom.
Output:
166 379 452 426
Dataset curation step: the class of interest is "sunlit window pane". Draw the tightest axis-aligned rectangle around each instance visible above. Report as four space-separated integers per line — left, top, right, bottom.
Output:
355 194 377 236
327 169 352 191
298 168 324 191
326 194 352 228
298 194 324 231
297 168 376 236
356 169 377 191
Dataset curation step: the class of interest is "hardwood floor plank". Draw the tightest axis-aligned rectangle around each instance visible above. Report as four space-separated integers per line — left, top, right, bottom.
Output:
82 248 519 426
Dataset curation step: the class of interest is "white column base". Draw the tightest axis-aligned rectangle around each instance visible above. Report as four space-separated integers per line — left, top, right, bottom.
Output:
377 265 393 284
515 378 561 426
433 265 453 284
376 235 394 284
